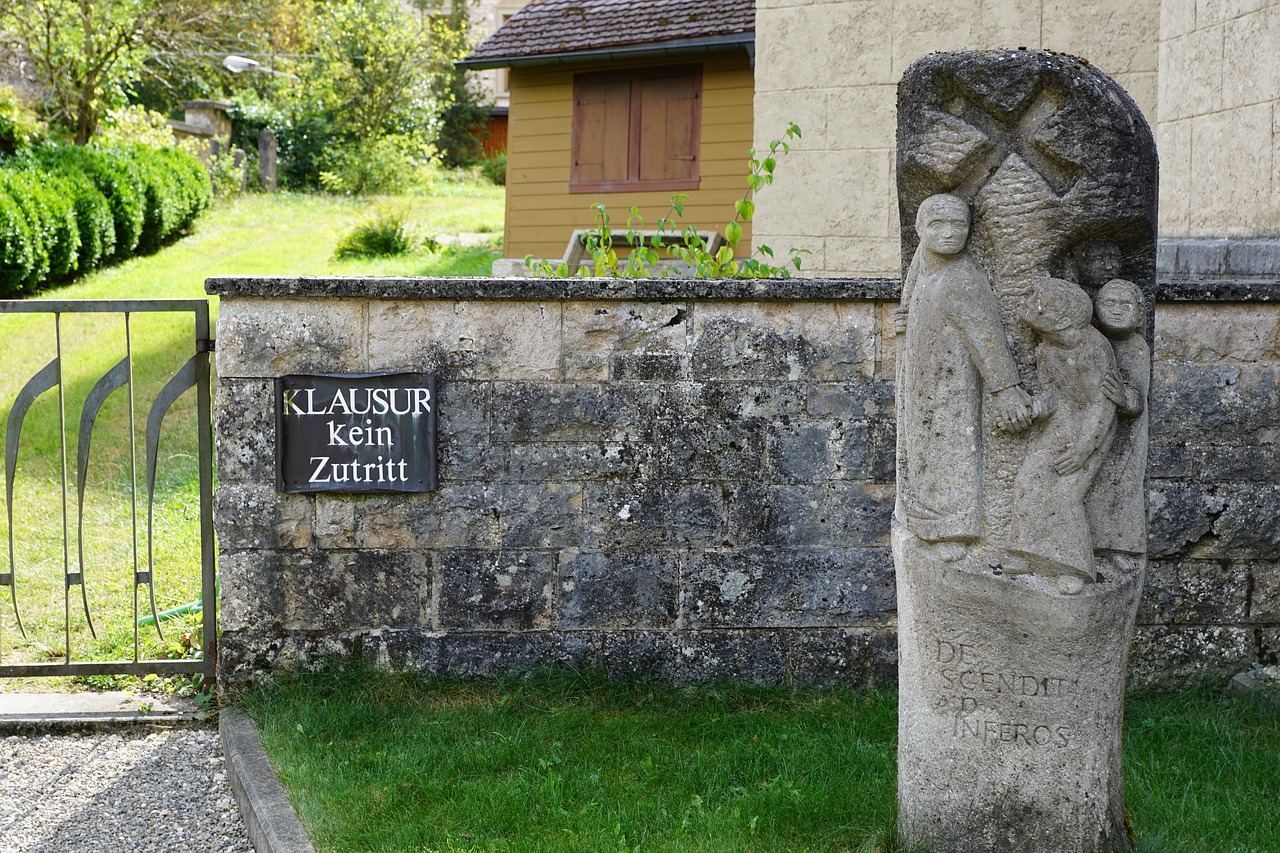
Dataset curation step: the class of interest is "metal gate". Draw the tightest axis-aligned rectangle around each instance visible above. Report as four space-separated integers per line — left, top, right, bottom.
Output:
0 299 215 684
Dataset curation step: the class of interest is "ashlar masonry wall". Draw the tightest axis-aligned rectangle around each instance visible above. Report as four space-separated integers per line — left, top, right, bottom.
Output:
208 276 1279 688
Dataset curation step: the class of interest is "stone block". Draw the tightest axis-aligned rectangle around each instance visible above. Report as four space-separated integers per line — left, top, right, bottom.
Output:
1041 0 1159 76
214 379 274 483
218 550 287 633
353 487 500 549
1146 480 1227 558
366 299 561 380
1248 561 1280 623
610 351 686 381
666 631 787 685
583 482 723 549
665 380 809 422
867 418 897 483
755 1 892 90
1259 628 1280 665
1149 363 1280 448
597 631 677 681
560 300 688 381
1148 444 1192 479
681 548 895 628
1154 118 1193 236
655 411 770 481
492 483 583 549
691 302 877 380
1194 445 1280 482
1155 303 1280 364
805 379 896 420
1137 559 1250 625
826 85 896 152
786 627 899 688
1160 0 1196 39
216 298 365 378
764 420 849 482
506 441 653 482
214 482 312 550
1223 6 1280 111
437 549 555 630
557 549 678 629
724 483 893 548
313 497 355 548
436 380 504 482
824 235 901 279
1129 625 1253 689
439 632 597 678
281 550 430 632
763 150 896 241
1197 483 1280 559
489 382 657 444
1190 104 1275 236
1157 26 1224 124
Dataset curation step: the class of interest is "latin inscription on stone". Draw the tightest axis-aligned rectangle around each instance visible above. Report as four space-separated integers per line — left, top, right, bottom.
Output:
931 639 1077 750
276 373 438 493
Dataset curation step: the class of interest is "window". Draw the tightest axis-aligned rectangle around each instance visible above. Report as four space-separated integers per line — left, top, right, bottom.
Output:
570 66 702 193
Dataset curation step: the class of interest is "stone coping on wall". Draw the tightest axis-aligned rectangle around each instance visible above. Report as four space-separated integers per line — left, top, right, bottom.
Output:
205 275 1280 302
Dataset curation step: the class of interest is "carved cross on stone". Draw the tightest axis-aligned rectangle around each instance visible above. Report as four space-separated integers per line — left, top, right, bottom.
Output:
904 80 1083 201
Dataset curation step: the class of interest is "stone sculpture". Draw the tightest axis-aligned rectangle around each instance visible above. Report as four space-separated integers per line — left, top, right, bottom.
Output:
893 49 1156 853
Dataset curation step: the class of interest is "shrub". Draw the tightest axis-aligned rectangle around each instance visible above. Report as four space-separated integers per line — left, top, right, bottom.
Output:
333 209 425 258
0 184 37 294
36 144 145 258
480 154 506 186
319 135 426 196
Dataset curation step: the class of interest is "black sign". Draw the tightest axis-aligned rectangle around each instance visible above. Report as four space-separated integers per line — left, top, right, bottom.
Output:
276 373 438 493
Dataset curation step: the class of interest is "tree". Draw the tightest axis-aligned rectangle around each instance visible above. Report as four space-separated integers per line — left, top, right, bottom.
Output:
0 0 256 143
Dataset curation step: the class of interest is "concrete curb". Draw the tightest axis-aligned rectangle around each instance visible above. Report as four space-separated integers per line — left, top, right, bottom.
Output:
220 707 317 853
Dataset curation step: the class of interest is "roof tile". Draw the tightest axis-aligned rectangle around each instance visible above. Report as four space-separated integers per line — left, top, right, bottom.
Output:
464 0 754 64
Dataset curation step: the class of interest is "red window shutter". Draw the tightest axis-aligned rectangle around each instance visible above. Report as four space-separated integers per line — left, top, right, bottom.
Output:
572 78 630 185
637 74 699 183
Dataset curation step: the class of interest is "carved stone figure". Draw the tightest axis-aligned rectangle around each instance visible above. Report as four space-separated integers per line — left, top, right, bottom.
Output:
895 194 1032 546
893 49 1156 853
1007 277 1118 581
1086 279 1151 554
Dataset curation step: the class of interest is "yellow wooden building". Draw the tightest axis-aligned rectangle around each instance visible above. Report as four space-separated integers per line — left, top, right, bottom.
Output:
459 0 756 273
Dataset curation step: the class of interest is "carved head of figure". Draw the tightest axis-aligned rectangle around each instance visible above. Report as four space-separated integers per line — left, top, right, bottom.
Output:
1071 238 1123 289
1095 279 1144 335
916 194 971 257
1021 277 1094 336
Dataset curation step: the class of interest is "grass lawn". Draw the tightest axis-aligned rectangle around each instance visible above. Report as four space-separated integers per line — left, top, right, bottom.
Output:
241 669 1280 853
0 183 502 682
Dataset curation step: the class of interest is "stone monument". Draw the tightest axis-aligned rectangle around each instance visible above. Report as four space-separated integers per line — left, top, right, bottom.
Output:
893 50 1156 852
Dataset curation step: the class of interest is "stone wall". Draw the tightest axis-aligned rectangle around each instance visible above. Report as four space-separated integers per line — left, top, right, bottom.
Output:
752 0 1161 277
1157 0 1280 238
208 276 1279 688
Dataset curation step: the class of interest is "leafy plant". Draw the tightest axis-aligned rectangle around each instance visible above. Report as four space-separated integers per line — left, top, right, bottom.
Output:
526 122 810 279
333 208 432 258
0 85 46 155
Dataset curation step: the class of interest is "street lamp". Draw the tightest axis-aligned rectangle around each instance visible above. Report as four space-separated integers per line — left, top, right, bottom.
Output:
222 55 299 80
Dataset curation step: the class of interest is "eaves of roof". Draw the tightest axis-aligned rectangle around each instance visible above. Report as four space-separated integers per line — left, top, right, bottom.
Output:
457 31 754 71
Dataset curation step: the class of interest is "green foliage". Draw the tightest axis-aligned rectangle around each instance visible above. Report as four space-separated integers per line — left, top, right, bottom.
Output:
0 0 257 143
0 85 47 155
333 208 428 259
94 105 178 148
479 153 507 186
527 123 810 280
224 0 482 193
319 134 424 196
0 142 208 295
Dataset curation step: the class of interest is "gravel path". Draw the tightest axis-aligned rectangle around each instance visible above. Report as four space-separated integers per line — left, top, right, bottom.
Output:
0 727 252 853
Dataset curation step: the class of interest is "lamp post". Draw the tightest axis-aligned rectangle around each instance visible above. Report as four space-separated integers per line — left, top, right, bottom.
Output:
222 55 299 80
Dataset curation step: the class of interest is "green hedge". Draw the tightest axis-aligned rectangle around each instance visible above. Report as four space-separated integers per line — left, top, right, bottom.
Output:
0 143 211 296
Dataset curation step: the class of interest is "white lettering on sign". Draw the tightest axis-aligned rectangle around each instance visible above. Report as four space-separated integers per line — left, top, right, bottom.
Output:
283 387 432 418
308 455 410 484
